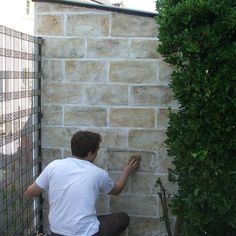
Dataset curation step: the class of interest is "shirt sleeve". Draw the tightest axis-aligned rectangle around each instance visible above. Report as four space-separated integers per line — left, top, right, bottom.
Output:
100 171 114 194
35 163 51 189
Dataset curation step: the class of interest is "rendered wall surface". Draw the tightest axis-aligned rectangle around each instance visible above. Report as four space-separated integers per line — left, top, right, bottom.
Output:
35 2 177 235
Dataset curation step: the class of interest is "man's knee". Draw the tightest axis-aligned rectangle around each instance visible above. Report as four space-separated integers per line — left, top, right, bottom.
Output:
118 212 130 227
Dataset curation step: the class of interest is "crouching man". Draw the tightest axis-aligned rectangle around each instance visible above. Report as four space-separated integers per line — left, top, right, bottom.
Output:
25 131 140 236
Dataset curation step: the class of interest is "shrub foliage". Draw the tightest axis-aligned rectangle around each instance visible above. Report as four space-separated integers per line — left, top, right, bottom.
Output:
156 0 236 235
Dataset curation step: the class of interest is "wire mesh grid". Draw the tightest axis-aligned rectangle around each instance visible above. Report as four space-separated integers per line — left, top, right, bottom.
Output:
0 25 43 236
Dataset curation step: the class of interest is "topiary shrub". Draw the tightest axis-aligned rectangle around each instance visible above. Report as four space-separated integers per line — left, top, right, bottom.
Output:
156 0 236 235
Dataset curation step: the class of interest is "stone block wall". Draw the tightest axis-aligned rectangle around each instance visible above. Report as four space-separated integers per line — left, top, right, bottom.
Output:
34 2 177 235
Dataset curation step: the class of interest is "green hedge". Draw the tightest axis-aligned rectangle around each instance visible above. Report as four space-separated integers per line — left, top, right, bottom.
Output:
156 0 236 235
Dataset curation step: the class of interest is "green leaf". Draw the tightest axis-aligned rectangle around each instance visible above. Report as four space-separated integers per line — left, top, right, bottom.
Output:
194 188 200 196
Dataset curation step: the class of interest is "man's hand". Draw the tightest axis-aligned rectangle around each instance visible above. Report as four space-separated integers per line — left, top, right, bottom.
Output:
109 155 141 195
123 155 141 175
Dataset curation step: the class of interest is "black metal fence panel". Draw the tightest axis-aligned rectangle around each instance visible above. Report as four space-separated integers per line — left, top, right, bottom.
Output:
0 25 42 236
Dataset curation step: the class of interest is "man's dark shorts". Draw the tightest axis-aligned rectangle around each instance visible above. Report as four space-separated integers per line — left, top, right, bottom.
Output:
51 212 130 236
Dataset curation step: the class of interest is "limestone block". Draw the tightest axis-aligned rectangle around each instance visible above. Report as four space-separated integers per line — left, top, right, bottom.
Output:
42 126 74 148
130 85 172 106
35 14 64 35
129 217 166 236
110 194 158 217
35 2 77 12
159 61 174 83
63 149 72 158
35 2 102 13
110 61 157 84
109 172 129 193
156 148 175 174
41 148 62 168
129 130 166 151
156 174 178 195
87 38 129 58
65 60 108 82
96 194 109 214
84 84 128 105
42 59 64 81
64 106 107 127
130 39 161 59
42 82 82 104
42 105 63 125
130 173 158 194
66 14 109 36
77 128 127 149
42 38 86 58
94 148 107 169
107 150 158 173
94 128 128 149
111 13 157 37
157 108 179 129
110 108 155 128
157 108 170 129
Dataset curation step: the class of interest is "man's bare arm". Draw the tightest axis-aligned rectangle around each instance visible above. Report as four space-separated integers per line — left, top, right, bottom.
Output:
25 182 43 197
109 156 140 195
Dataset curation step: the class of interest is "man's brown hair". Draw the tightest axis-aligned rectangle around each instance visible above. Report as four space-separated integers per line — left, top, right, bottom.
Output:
71 131 102 158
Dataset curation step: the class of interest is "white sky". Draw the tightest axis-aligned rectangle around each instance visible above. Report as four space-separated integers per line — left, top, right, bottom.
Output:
112 0 157 12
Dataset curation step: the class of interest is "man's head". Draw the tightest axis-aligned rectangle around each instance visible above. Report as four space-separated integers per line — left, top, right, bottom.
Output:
71 131 102 160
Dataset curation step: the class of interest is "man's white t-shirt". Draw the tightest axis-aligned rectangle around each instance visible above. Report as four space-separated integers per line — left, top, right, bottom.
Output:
35 157 114 236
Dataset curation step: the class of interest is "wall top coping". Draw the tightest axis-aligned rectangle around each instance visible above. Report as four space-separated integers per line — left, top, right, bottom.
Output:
32 0 158 18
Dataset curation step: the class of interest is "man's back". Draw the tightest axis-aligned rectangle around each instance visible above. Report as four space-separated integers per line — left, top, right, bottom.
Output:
36 157 114 236
25 130 139 236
